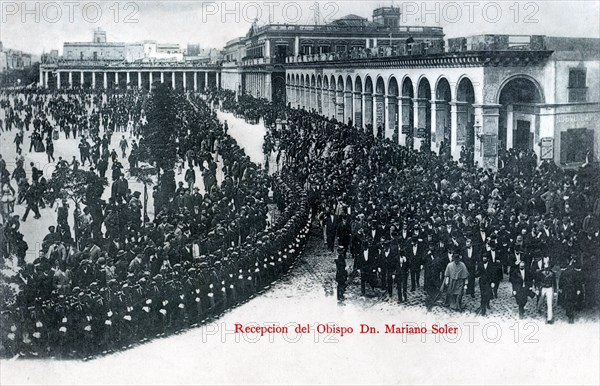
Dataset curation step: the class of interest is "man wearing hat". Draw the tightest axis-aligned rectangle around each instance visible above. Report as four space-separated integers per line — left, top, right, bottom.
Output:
335 247 348 302
406 236 423 292
535 261 557 324
559 255 583 323
510 260 534 319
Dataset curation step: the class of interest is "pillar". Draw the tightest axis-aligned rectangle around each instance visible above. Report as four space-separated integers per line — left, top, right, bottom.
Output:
183 72 187 90
506 104 514 150
56 72 61 89
205 72 208 90
92 72 96 88
68 72 73 88
475 104 501 170
126 72 130 86
172 72 176 89
217 72 221 90
115 72 119 88
38 67 43 87
413 98 428 151
344 91 353 125
374 93 385 137
336 89 345 122
400 96 412 147
103 72 108 89
450 101 460 161
149 72 153 89
137 72 142 89
80 71 84 87
354 91 363 129
387 95 399 141
364 92 373 131
194 72 198 91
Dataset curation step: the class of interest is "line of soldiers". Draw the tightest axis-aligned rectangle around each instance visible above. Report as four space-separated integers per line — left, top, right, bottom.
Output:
0 176 309 359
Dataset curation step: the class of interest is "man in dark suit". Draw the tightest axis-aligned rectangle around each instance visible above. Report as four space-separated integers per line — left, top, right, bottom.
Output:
462 238 477 298
476 254 494 316
383 238 399 298
423 245 442 309
510 260 534 319
395 248 409 303
357 241 377 296
406 236 423 291
324 211 338 252
485 242 503 298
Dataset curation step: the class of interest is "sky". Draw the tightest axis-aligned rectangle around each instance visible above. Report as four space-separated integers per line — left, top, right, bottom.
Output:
0 0 599 55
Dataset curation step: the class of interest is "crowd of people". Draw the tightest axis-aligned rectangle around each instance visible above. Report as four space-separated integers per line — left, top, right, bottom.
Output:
0 87 309 358
213 90 600 324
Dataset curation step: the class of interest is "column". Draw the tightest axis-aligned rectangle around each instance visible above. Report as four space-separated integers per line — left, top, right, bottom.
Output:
194 72 198 91
149 72 153 89
56 72 61 89
430 100 438 153
364 92 373 131
205 72 208 90
183 72 187 90
137 72 142 89
68 72 73 88
161 72 164 83
506 104 514 150
374 93 385 137
476 104 501 170
354 91 363 129
217 72 221 90
172 72 176 89
413 98 429 151
344 91 353 125
38 67 43 87
103 72 108 89
450 101 459 161
80 71 84 87
92 72 96 88
115 72 119 88
126 71 131 86
400 97 412 147
386 95 399 141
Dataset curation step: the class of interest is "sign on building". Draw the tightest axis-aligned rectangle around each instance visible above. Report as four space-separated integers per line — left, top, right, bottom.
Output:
541 137 554 160
482 134 498 157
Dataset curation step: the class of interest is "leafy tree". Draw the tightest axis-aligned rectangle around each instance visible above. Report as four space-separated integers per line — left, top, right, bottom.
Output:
45 167 107 207
141 83 179 199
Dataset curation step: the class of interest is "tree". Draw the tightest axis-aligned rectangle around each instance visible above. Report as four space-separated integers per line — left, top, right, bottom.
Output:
45 167 107 245
141 83 179 200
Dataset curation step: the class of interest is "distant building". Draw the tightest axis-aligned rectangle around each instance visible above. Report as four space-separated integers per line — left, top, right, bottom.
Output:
0 42 33 73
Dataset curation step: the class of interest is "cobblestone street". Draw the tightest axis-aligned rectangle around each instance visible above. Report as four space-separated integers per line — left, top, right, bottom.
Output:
284 224 600 325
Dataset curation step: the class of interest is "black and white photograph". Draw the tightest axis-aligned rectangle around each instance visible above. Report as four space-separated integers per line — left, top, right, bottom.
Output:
0 1 599 385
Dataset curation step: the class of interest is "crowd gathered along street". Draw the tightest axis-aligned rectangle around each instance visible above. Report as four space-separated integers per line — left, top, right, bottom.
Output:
0 85 599 359
0 87 309 358
213 89 600 324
